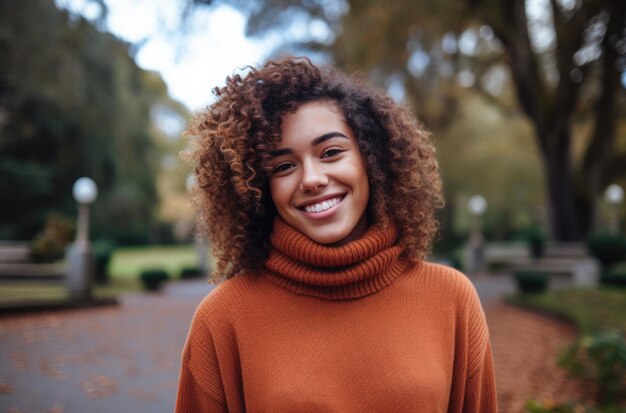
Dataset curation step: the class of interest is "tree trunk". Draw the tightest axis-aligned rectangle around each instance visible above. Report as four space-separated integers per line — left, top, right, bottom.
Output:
539 129 581 241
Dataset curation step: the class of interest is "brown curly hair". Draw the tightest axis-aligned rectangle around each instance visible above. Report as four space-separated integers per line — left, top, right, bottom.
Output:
185 57 443 280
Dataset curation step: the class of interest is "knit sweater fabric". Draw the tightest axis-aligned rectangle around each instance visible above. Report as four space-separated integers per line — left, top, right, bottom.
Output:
176 218 497 412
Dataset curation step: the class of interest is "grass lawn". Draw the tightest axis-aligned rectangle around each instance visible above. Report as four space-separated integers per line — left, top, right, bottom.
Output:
506 286 626 335
0 245 205 303
0 282 136 302
109 245 200 281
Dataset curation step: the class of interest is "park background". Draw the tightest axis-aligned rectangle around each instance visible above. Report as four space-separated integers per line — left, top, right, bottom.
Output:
1 0 625 412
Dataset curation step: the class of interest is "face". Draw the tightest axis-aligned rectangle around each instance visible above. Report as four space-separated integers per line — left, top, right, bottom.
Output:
268 101 370 245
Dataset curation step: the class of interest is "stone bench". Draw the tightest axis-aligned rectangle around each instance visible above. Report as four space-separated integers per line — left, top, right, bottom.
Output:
482 242 530 271
513 243 599 287
0 242 30 262
481 242 599 287
0 242 65 281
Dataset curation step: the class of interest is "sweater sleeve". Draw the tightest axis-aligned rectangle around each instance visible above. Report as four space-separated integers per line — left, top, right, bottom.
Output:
175 305 229 413
463 340 497 412
461 282 498 413
176 363 228 413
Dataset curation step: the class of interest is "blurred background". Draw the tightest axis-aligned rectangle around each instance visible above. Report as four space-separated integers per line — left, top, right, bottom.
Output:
0 0 625 412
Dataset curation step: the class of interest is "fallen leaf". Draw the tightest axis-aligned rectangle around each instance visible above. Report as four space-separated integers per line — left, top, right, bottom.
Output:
0 383 15 394
80 373 118 399
48 403 64 413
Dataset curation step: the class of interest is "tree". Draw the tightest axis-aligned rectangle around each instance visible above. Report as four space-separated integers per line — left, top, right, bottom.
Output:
0 0 177 243
468 0 626 241
192 0 626 241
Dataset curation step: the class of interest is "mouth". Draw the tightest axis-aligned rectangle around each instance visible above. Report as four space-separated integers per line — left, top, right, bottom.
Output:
298 195 345 214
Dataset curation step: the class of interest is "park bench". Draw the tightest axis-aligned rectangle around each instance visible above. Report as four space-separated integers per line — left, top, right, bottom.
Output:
483 242 530 271
478 241 599 287
0 242 65 282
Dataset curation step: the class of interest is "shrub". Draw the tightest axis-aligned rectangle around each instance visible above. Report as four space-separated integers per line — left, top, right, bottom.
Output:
558 330 626 407
600 269 626 288
92 240 115 284
587 233 626 269
180 267 202 280
515 271 550 294
30 213 75 262
525 227 547 259
140 269 169 291
525 400 594 413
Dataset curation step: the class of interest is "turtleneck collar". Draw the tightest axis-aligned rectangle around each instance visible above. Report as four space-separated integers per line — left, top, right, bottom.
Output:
263 218 410 300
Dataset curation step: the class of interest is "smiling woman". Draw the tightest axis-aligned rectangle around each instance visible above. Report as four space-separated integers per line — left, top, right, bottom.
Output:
269 101 370 245
176 57 497 412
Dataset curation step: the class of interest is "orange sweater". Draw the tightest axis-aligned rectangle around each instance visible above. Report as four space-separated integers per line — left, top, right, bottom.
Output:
176 219 497 412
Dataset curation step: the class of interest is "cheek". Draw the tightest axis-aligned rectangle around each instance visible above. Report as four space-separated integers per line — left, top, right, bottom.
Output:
269 178 290 211
354 158 370 196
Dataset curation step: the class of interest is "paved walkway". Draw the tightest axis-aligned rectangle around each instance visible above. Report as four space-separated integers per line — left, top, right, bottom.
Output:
0 281 213 413
0 274 580 413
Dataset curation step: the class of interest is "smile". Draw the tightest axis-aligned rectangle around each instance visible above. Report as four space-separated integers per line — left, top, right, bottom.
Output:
302 196 343 213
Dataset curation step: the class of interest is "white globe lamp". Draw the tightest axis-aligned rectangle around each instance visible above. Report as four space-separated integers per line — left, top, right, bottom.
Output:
72 177 98 204
67 177 98 301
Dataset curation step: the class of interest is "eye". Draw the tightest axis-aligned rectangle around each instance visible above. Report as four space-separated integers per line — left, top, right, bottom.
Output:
322 147 344 158
272 162 294 174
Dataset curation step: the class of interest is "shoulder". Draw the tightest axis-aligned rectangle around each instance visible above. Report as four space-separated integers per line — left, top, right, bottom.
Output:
191 270 279 331
419 263 490 341
409 261 480 302
192 273 257 322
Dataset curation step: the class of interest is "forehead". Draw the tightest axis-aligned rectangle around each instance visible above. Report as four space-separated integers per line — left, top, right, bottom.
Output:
278 101 349 144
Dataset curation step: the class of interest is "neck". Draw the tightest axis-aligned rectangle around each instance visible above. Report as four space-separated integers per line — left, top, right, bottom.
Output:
263 217 412 300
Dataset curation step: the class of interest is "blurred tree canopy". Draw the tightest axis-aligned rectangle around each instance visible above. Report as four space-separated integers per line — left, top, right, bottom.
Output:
194 0 626 241
0 0 183 244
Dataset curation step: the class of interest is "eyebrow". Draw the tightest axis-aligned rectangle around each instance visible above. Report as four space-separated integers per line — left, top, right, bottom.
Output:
270 132 349 157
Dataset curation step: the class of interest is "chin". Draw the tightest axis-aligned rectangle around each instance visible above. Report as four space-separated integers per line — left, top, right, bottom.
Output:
309 233 346 245
304 226 355 246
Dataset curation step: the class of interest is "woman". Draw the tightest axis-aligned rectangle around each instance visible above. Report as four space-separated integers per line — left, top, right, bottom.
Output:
176 57 497 412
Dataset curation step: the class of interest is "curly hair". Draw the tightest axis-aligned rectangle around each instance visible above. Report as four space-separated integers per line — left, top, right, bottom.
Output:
184 57 443 280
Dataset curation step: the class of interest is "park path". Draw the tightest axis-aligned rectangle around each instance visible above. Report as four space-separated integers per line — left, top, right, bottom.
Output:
0 282 212 413
0 276 586 413
485 301 587 412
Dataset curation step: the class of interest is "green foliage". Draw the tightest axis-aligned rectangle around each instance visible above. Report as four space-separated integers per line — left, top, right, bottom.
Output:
514 271 550 294
525 399 596 413
180 267 203 279
523 400 626 413
558 330 626 407
588 234 626 270
524 226 547 259
506 288 626 335
30 213 75 262
515 289 626 412
92 240 115 284
0 0 182 243
601 269 626 288
140 269 169 291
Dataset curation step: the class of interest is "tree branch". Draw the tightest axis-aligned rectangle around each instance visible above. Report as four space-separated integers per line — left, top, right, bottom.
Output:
580 0 626 186
473 0 547 137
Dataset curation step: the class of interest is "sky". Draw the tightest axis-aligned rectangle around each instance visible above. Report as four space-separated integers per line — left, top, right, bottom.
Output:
56 0 277 111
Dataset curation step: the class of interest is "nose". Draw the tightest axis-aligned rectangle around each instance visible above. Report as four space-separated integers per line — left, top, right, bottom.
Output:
300 160 329 192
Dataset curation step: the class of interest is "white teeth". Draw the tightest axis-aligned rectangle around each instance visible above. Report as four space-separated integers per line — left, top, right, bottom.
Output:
303 197 342 213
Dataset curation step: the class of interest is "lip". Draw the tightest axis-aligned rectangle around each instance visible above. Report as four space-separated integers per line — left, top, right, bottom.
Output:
295 193 346 209
297 194 346 220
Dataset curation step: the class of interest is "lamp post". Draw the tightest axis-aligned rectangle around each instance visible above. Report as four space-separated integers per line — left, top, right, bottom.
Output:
467 195 487 275
66 177 98 301
605 184 624 234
